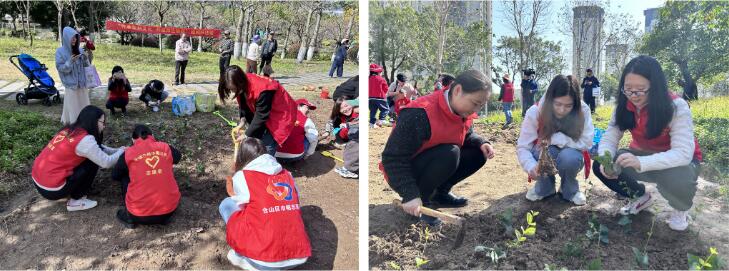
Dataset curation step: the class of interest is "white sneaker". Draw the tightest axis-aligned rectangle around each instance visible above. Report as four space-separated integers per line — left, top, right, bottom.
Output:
619 193 654 215
66 196 97 211
666 210 689 231
570 191 587 206
227 249 257 270
526 187 548 201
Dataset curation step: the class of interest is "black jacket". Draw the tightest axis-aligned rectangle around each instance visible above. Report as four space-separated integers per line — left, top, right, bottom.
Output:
333 75 359 101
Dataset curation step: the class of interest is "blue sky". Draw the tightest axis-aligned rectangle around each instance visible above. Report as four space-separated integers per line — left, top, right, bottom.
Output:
491 0 665 73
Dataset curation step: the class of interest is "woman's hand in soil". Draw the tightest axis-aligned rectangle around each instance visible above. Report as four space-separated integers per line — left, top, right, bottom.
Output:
480 143 495 159
402 198 422 217
600 165 618 179
615 153 641 171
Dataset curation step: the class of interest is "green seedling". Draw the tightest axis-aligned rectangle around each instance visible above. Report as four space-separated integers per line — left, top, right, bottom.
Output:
586 258 603 270
475 245 507 264
688 247 725 270
586 214 609 244
499 208 514 236
388 261 401 270
508 210 539 247
415 257 429 269
618 215 633 233
632 246 649 268
561 240 584 259
593 151 621 176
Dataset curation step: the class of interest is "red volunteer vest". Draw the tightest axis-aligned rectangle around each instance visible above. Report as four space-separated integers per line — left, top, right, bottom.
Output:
626 94 703 161
238 73 297 146
32 129 88 189
124 136 180 217
226 169 312 262
405 91 476 156
277 111 308 155
501 82 514 103
108 81 129 100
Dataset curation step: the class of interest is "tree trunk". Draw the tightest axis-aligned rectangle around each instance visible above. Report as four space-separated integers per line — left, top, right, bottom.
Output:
88 1 96 34
57 8 62 45
234 4 245 60
306 9 321 61
280 23 291 59
198 9 204 52
344 11 355 40
297 7 314 63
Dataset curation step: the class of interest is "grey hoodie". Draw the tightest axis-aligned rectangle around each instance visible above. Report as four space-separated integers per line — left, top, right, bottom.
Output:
55 27 89 89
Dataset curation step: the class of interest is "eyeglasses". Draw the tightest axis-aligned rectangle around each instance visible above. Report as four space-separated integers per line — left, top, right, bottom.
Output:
98 119 106 125
621 88 649 97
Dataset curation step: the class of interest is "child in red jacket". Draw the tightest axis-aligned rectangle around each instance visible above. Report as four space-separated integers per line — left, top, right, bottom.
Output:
497 74 515 128
219 137 311 269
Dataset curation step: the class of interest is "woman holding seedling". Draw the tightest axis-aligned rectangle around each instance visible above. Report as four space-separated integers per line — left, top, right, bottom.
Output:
219 65 298 156
516 75 594 206
381 70 495 225
593 55 703 231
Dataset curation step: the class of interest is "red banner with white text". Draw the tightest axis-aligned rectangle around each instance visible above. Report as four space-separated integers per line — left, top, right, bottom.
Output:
105 21 221 38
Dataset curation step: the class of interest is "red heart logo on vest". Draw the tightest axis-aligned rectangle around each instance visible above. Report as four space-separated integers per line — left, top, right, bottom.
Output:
145 156 160 169
52 134 66 144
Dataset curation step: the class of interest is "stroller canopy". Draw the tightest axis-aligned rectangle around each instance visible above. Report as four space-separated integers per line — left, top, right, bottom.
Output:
17 54 55 88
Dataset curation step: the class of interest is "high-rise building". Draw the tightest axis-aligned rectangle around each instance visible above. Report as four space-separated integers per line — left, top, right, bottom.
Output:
572 6 604 79
644 8 660 33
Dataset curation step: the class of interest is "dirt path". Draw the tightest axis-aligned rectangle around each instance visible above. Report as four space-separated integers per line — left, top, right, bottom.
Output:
369 123 729 270
0 86 358 269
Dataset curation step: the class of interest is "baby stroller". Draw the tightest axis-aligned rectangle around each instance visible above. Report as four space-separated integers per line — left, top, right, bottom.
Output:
9 54 61 106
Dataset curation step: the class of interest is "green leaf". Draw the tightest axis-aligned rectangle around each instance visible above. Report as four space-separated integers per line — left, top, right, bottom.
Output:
389 261 401 270
633 246 649 268
474 245 487 253
587 258 603 270
415 257 429 268
599 224 609 244
618 215 632 226
519 236 527 242
710 247 718 256
523 226 536 236
688 253 703 270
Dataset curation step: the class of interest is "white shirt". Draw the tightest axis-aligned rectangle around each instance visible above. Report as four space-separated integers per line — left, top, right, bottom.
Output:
246 43 260 61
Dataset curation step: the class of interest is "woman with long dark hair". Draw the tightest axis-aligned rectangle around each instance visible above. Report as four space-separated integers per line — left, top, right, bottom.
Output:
594 55 703 231
31 105 126 211
517 75 594 205
219 65 298 155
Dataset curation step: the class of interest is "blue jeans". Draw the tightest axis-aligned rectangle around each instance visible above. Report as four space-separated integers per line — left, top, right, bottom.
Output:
328 59 344 77
369 99 389 124
219 197 241 224
502 102 513 124
260 129 277 156
277 140 310 163
531 145 584 200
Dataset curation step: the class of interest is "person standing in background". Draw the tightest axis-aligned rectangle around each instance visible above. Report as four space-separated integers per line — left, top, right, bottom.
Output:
56 26 91 125
259 31 278 74
219 30 234 78
174 33 192 85
581 68 600 113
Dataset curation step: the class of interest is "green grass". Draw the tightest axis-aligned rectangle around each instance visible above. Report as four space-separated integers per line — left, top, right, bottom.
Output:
0 37 355 86
0 109 59 175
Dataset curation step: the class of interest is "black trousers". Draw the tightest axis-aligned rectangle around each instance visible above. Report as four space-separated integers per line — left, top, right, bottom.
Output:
175 60 188 84
592 148 700 211
118 176 176 225
106 99 128 113
259 55 273 73
583 90 596 112
412 144 486 202
219 55 231 77
34 159 99 200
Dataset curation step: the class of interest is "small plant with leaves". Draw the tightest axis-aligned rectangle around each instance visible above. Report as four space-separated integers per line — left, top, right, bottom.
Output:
544 263 568 271
388 261 401 270
586 258 603 270
475 245 507 264
414 257 429 269
632 206 660 269
508 210 539 247
688 247 726 270
618 214 633 233
585 214 609 244
499 208 514 236
593 151 621 176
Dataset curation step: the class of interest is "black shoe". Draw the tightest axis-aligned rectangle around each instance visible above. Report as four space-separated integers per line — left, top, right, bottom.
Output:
431 192 469 208
419 214 442 226
116 209 136 229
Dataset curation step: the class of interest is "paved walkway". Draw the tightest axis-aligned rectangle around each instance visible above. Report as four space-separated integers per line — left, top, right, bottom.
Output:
1 69 356 102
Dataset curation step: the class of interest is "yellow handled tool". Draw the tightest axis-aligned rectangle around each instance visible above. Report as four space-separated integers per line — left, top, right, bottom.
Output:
321 150 344 163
